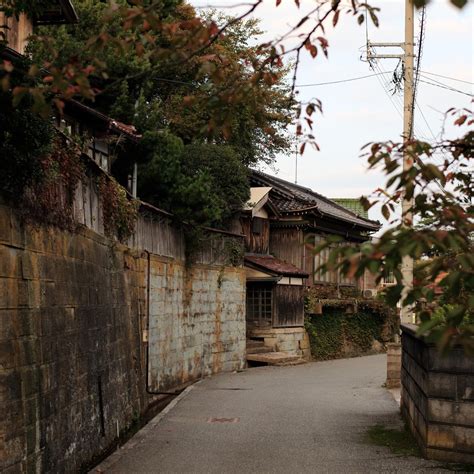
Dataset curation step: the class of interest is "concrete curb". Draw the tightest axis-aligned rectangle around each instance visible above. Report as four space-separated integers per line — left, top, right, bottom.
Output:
90 382 199 472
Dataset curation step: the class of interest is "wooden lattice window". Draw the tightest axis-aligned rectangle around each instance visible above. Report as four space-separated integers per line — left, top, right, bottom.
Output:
246 284 273 326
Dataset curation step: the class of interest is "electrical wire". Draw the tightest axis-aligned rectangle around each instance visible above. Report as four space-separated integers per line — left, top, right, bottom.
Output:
420 70 473 86
409 6 425 138
418 76 473 97
369 56 403 120
295 71 390 87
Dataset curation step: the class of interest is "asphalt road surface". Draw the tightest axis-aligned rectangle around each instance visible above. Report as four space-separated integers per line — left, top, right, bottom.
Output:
95 355 446 473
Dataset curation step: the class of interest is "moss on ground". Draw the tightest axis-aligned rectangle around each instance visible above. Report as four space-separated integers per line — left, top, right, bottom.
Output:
366 424 422 457
367 424 474 471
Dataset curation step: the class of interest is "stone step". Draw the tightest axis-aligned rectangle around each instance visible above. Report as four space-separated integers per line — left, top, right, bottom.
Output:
246 339 265 349
246 351 304 366
246 345 275 355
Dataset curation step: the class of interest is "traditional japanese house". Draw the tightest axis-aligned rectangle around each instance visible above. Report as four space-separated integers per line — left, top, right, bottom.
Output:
1 4 141 188
241 171 380 359
0 1 78 55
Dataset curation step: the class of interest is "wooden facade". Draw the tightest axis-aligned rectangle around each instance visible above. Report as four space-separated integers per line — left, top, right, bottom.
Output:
0 1 77 54
241 216 270 254
269 227 304 270
0 12 33 54
273 284 305 327
242 173 380 334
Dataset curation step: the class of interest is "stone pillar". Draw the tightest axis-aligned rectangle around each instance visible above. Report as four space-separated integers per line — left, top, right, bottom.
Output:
386 342 401 388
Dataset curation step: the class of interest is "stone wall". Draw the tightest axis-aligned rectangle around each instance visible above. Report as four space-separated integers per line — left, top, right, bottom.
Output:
386 342 401 389
401 324 474 463
247 327 311 359
0 204 245 472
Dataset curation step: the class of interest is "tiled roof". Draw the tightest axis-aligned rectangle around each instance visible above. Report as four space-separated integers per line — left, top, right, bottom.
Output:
245 254 309 277
332 198 369 219
250 170 380 231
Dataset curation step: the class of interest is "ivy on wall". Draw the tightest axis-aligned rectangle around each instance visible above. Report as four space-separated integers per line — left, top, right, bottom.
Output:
19 136 85 230
98 176 138 243
305 305 398 361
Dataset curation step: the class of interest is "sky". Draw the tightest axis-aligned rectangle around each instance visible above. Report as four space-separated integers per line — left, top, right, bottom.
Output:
192 0 473 225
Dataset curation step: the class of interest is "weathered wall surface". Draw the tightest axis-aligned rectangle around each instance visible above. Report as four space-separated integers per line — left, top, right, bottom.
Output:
247 327 311 359
401 324 474 463
386 342 401 389
148 259 246 391
0 204 147 473
0 203 245 472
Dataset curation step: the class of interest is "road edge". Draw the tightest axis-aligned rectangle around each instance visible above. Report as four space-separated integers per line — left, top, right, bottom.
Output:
90 382 199 472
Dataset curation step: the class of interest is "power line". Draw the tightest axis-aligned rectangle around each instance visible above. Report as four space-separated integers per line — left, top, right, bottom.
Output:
418 78 473 97
415 100 436 140
369 56 403 120
420 70 473 85
368 54 432 141
295 71 390 88
410 5 425 138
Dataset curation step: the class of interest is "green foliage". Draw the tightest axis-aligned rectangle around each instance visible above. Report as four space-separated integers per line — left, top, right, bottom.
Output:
0 91 87 229
98 176 138 243
27 1 293 166
179 143 250 223
223 238 245 267
0 1 51 18
136 131 249 228
315 110 473 354
305 313 344 360
305 309 390 361
0 92 53 200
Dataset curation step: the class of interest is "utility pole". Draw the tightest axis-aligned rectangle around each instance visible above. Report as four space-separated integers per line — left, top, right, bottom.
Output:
367 0 415 324
400 0 415 324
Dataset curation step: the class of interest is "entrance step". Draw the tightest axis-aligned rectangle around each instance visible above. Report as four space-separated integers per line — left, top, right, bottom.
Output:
246 339 274 355
246 351 305 366
247 345 275 355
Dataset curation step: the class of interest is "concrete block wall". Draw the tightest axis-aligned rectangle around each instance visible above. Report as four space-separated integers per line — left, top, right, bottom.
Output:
0 204 246 472
401 324 474 463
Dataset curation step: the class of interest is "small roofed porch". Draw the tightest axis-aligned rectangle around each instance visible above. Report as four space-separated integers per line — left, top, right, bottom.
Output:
244 254 311 363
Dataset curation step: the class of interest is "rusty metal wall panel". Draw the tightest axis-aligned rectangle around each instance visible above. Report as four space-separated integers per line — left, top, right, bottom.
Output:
147 259 246 392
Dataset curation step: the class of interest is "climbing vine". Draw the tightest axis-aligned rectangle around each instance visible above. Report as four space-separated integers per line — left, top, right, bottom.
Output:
304 290 399 361
16 136 84 230
98 176 138 243
305 310 390 361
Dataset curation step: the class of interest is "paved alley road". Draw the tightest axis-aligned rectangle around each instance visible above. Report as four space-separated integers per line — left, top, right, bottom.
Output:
96 355 445 473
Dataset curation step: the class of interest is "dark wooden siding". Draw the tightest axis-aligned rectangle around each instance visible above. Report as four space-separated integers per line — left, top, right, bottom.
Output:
303 232 315 285
273 285 305 327
241 216 270 254
269 228 304 270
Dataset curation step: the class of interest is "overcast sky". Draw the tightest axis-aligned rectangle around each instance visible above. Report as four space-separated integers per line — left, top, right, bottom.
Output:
192 0 473 224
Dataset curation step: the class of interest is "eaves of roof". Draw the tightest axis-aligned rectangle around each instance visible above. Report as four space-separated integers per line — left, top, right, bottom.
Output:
245 254 309 278
35 0 78 25
250 169 380 232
